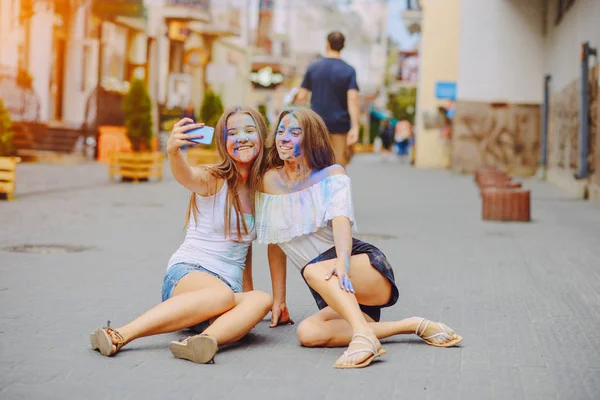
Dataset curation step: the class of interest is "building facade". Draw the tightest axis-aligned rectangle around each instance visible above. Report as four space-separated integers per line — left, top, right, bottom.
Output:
407 0 600 202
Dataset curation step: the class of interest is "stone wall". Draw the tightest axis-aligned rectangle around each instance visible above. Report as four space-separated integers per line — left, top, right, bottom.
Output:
547 64 599 199
451 101 540 175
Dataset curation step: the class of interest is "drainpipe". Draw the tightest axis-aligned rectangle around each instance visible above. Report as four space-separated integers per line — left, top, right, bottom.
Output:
575 41 597 179
541 74 551 170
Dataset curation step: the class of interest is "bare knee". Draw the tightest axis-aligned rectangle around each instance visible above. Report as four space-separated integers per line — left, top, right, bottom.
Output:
297 318 328 347
212 288 236 314
247 290 273 315
302 263 325 287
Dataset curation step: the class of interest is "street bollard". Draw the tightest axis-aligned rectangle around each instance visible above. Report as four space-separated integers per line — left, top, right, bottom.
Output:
481 188 531 222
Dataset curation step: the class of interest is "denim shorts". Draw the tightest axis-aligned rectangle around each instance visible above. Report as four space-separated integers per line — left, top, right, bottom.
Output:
161 262 237 302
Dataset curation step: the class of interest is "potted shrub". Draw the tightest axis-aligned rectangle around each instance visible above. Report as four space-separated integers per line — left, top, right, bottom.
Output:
0 98 20 200
187 88 224 166
109 79 164 182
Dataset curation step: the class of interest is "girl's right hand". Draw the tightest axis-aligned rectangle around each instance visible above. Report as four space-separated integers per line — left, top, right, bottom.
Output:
166 118 205 156
270 302 294 328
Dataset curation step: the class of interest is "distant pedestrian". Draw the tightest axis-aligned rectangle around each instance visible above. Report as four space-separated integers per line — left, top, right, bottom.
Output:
294 31 360 169
379 119 395 161
394 119 413 163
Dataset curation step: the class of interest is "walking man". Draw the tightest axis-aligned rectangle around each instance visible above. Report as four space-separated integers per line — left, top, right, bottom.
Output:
294 31 360 168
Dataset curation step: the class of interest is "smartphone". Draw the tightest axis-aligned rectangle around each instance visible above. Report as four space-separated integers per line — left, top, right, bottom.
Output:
184 124 215 145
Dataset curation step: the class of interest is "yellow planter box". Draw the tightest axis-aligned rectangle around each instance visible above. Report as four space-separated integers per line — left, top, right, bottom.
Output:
109 152 164 182
353 144 374 154
0 157 21 200
187 148 221 166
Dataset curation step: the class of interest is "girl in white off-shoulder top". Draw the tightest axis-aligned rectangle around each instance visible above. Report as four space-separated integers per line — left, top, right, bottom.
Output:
256 108 462 369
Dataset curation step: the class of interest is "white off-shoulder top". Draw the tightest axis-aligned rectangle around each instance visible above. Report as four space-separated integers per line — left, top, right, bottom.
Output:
256 174 357 270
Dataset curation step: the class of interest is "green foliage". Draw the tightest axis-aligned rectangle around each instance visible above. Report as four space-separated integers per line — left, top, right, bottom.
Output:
122 79 153 151
200 89 224 129
258 104 269 129
387 87 417 125
0 98 14 157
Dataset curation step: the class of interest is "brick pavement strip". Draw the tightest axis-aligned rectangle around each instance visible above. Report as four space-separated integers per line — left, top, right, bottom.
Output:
1 155 600 399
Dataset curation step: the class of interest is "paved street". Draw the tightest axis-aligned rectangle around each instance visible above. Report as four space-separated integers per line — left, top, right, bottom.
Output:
1 155 600 400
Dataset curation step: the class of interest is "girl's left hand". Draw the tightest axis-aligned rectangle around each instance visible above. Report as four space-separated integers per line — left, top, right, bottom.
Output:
325 258 355 293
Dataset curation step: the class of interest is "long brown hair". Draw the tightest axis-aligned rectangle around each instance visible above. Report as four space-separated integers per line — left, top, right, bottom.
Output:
185 106 268 241
264 107 335 173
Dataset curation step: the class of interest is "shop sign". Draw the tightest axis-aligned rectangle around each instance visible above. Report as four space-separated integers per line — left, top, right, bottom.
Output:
250 66 284 89
92 0 144 20
168 21 191 42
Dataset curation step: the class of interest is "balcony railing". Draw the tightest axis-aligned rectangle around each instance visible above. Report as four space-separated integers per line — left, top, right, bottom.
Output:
167 0 210 10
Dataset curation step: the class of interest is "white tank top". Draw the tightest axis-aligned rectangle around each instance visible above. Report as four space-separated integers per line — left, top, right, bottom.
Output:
168 181 256 292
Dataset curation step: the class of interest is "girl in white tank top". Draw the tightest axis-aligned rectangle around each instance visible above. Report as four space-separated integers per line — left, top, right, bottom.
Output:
90 107 273 364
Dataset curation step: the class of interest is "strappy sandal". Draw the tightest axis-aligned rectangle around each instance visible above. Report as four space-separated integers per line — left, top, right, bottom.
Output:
334 333 386 369
90 320 126 356
415 318 463 348
169 334 218 364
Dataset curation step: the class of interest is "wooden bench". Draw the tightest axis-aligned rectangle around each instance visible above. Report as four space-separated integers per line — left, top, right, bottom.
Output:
109 152 164 183
0 157 21 200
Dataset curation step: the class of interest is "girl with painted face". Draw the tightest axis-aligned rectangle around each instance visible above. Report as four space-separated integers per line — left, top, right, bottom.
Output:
90 106 273 364
256 108 462 369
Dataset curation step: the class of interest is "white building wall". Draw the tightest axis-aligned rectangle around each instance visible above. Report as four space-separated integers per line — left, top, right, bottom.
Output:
28 4 54 122
63 5 97 126
544 0 600 90
0 0 20 69
457 0 545 104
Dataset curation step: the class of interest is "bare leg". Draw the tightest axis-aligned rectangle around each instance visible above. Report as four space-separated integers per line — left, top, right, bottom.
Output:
103 272 236 352
202 290 273 345
302 254 392 367
297 307 423 347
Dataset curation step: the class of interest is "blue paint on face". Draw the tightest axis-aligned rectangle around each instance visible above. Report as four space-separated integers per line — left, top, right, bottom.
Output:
276 114 303 161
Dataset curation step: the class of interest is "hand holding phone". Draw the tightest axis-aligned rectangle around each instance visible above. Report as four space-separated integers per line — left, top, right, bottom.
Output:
184 122 215 145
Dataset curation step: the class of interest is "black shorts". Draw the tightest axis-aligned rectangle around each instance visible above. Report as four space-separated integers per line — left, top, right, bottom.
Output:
300 239 400 322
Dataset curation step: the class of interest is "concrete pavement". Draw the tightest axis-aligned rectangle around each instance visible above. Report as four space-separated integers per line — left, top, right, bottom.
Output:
1 155 599 399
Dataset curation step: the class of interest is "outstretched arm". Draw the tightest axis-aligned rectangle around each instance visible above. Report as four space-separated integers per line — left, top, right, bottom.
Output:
268 244 294 327
167 118 217 195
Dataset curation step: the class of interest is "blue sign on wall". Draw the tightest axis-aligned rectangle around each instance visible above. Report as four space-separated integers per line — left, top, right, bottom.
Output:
435 81 457 100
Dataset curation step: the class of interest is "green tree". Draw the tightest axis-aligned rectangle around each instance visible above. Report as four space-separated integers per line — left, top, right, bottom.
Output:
122 79 153 151
258 104 270 129
0 98 14 157
200 89 224 128
387 87 417 125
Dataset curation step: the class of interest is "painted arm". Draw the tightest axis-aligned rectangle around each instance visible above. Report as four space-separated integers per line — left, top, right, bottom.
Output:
242 245 254 292
347 89 360 145
167 118 216 195
268 243 294 327
327 215 355 292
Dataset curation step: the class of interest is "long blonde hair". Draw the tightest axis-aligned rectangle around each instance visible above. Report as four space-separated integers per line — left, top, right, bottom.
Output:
184 106 268 241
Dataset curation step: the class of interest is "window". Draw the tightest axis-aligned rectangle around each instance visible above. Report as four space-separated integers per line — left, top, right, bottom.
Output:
556 0 576 25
